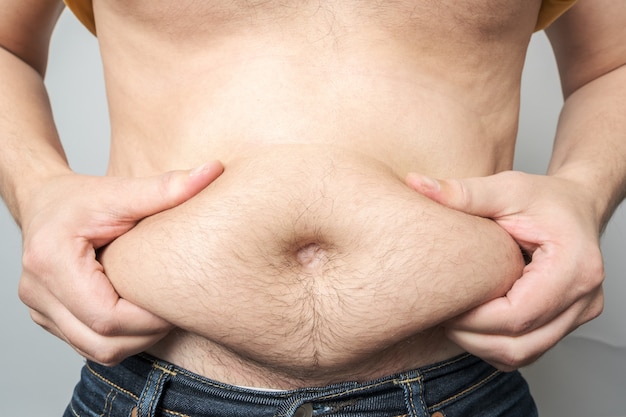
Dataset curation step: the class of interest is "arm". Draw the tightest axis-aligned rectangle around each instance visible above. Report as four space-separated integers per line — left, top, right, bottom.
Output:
545 0 626 232
0 0 223 365
0 0 69 221
406 0 625 371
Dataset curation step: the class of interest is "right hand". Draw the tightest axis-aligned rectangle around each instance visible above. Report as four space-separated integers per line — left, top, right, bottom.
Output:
406 171 605 371
17 162 224 366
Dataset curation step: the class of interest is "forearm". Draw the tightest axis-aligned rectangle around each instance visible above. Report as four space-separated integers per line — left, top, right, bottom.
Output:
547 64 626 233
0 46 72 225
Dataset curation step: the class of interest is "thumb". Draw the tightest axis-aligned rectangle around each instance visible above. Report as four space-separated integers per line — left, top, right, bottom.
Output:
405 171 517 218
109 161 224 221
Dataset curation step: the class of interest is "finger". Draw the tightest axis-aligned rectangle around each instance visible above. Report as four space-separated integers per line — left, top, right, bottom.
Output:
88 297 173 337
20 238 171 337
446 245 602 336
406 171 528 219
66 326 170 366
446 263 568 336
31 301 170 366
446 292 601 371
108 160 224 222
71 262 172 337
26 273 173 339
27 241 173 338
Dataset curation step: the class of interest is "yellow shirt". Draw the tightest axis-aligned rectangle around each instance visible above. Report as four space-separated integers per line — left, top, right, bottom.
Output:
535 0 579 30
64 0 96 35
64 0 577 36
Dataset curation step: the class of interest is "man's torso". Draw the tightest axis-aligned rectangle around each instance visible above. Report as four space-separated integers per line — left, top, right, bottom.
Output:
95 0 538 388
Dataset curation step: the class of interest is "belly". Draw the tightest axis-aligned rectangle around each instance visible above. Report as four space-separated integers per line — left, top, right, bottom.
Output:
100 143 524 385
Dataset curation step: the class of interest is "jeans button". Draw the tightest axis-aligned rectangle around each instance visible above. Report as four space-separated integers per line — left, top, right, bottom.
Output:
431 412 444 417
294 403 313 417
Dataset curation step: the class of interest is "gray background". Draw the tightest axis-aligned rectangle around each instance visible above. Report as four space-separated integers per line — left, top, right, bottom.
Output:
1 10 625 416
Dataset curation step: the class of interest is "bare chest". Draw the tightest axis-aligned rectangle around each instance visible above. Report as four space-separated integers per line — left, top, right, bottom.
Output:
96 0 541 41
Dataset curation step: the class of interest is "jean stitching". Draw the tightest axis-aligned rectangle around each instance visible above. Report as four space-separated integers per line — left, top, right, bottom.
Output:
316 378 400 401
109 391 119 417
147 369 167 417
396 376 421 385
85 363 189 417
99 390 110 417
274 401 300 417
417 374 427 416
138 366 157 416
161 408 191 417
86 363 139 401
428 369 501 410
171 368 291 399
100 390 117 417
153 363 177 376
405 380 418 416
69 402 80 417
271 379 403 417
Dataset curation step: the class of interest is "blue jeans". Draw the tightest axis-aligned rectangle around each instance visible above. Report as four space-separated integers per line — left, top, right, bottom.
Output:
64 353 537 416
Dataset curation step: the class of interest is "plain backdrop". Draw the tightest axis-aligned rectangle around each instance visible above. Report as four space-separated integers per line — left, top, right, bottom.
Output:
1 10 625 417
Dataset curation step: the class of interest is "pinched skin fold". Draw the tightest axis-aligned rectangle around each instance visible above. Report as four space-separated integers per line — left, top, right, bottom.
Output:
101 145 524 384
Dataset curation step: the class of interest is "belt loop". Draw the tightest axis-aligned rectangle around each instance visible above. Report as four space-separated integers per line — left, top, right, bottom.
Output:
397 371 429 417
135 361 176 417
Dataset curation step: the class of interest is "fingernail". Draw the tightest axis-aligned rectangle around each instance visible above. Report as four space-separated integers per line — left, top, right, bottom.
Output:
190 162 212 176
413 174 440 192
422 176 440 191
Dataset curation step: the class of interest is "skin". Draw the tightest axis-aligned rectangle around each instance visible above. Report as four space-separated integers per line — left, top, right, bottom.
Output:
0 0 624 388
408 1 626 370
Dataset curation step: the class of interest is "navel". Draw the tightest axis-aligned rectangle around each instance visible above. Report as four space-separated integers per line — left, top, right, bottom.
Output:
296 242 327 269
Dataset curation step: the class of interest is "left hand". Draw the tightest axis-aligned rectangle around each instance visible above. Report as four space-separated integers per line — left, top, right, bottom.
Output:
406 170 605 371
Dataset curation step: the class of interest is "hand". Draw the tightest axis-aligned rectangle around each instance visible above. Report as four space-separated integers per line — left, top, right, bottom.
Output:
17 162 224 366
406 170 604 371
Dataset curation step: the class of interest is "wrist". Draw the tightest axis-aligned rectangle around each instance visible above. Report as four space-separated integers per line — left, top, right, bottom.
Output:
549 163 625 234
9 163 74 228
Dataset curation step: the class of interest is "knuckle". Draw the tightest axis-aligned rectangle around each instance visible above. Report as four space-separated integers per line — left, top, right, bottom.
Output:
17 280 36 307
587 256 605 288
586 291 604 321
22 243 46 273
28 309 46 327
17 278 33 305
22 233 58 275
90 346 126 366
494 341 535 371
453 180 472 207
89 317 121 337
17 274 43 309
588 303 604 321
574 250 605 297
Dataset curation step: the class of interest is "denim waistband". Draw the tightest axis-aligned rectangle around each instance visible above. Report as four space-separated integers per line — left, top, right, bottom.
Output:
67 352 536 417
